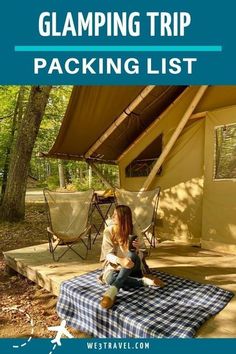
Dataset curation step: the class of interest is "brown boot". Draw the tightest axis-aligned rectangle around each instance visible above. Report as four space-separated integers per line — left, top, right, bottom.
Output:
100 286 118 309
100 296 116 309
152 277 165 287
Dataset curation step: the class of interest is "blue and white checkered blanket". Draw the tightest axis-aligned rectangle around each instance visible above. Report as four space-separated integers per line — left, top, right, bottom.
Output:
56 269 233 338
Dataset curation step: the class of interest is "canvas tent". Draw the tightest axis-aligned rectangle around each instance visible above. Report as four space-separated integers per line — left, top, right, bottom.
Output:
47 85 236 254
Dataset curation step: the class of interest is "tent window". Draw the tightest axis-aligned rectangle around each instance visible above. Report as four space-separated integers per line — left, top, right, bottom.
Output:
125 134 163 177
214 123 236 180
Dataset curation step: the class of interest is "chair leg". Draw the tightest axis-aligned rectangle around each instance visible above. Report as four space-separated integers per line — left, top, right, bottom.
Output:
143 231 158 256
87 229 92 250
47 232 58 261
47 231 91 262
142 258 152 275
143 233 152 250
53 246 72 262
47 234 64 262
47 232 54 253
150 234 156 248
67 243 86 260
51 241 87 262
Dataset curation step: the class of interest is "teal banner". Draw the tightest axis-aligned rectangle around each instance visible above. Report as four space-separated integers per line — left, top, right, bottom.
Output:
0 0 236 84
1 338 236 354
1 2 236 353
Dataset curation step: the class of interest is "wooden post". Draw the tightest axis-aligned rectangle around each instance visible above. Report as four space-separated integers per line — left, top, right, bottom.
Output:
85 85 156 159
141 85 208 191
87 161 114 189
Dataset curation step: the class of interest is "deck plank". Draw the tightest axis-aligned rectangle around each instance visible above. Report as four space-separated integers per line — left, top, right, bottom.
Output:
3 241 236 338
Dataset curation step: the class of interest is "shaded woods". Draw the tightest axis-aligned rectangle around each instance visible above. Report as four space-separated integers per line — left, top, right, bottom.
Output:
0 86 52 221
0 85 118 222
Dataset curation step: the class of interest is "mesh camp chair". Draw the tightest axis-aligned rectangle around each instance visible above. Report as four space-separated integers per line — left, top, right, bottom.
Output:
115 187 161 251
44 189 94 261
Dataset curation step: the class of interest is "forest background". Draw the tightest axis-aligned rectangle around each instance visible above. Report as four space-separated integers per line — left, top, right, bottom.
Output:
0 86 119 222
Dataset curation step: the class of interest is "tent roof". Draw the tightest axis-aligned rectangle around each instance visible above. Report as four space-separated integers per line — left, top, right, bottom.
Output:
48 85 186 163
47 85 236 164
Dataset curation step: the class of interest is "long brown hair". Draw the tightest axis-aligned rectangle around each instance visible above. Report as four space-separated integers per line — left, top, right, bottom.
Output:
113 205 133 246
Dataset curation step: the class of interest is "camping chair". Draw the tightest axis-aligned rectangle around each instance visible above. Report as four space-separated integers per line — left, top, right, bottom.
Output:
43 189 94 262
115 187 161 252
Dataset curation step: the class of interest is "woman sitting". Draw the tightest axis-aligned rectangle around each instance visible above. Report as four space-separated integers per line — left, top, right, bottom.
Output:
99 205 164 309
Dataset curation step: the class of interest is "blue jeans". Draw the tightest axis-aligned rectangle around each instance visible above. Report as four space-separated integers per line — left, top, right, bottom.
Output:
106 251 143 290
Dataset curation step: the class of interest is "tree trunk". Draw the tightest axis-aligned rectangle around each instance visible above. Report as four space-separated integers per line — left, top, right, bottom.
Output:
88 165 92 188
0 86 26 202
0 86 52 222
58 160 66 189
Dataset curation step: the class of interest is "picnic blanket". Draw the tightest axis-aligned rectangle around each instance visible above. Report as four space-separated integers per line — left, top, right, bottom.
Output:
56 269 233 338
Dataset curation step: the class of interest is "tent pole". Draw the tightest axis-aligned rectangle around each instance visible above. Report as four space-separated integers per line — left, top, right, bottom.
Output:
87 161 114 189
189 111 206 120
141 85 208 191
84 85 156 159
117 87 190 162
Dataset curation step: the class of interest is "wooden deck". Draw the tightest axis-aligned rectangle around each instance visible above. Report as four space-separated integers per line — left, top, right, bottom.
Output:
3 240 236 338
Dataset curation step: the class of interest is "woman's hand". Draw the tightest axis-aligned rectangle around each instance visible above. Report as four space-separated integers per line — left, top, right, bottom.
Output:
132 239 140 251
119 257 134 269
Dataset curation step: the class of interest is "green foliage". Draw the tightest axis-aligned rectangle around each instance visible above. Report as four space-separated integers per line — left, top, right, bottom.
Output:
0 87 17 174
0 86 30 181
68 161 119 191
45 175 60 190
0 85 120 192
30 86 73 181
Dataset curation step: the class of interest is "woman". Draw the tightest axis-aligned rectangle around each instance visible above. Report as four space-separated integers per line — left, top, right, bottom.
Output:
99 205 164 309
